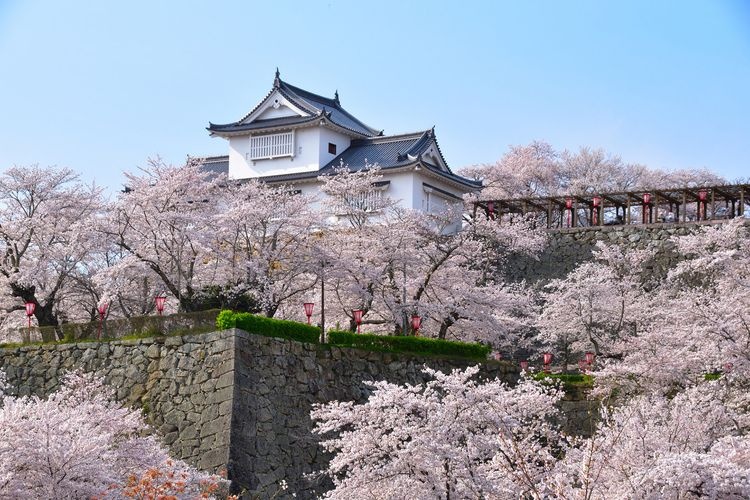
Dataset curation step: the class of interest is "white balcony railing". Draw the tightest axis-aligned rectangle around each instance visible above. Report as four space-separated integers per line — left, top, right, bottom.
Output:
249 131 294 160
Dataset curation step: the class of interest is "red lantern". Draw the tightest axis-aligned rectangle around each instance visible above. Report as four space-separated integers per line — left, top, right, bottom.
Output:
352 309 364 333
155 296 166 316
97 302 109 340
487 201 495 220
578 360 588 373
519 360 529 372
642 192 651 205
493 352 502 361
698 189 708 202
24 301 36 330
410 314 422 336
723 362 734 374
592 196 601 225
303 302 314 324
585 351 595 365
565 197 573 209
542 352 553 373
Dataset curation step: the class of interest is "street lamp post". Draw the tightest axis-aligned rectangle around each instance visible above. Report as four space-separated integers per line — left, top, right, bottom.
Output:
352 309 363 333
303 302 314 325
97 302 109 339
565 197 573 227
24 301 36 340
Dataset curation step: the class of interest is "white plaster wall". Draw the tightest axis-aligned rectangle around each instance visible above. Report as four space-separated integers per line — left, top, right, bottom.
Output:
228 128 323 179
255 105 298 120
318 127 351 167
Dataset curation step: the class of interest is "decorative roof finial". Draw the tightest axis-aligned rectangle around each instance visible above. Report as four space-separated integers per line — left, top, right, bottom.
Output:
274 68 281 88
334 89 340 104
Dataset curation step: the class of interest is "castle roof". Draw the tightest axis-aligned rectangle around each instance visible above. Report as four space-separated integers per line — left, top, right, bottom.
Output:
208 70 381 138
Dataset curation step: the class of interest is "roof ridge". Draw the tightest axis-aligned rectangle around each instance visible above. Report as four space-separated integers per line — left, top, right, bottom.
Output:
354 129 432 144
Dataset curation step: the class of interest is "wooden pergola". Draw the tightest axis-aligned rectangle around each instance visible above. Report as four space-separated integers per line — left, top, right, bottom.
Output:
473 183 750 229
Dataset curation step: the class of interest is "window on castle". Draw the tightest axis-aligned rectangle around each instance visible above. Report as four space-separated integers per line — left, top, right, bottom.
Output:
249 131 294 160
328 143 337 155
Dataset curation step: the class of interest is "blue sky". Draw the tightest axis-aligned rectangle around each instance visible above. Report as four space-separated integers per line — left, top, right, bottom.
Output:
1 0 748 193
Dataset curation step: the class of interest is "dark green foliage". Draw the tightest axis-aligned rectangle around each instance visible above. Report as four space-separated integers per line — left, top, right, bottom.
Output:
327 330 490 360
216 310 320 344
704 372 722 381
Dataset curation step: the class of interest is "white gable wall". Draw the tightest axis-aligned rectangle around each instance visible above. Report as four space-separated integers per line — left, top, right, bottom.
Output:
318 127 351 168
228 127 321 179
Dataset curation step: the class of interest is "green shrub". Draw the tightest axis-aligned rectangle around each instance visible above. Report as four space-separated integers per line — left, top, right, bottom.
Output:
217 310 320 344
216 309 237 330
704 372 722 381
327 330 490 360
533 372 594 387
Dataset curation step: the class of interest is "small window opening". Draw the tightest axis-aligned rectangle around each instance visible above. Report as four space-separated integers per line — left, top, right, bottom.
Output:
328 143 337 155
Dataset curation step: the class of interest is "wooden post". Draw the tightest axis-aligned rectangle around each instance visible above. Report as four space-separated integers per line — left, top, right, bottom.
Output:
711 189 715 220
740 188 745 218
547 200 552 229
573 201 578 227
681 190 687 222
626 197 631 224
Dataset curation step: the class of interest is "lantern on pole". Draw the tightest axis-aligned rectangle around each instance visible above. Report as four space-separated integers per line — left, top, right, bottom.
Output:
411 314 422 336
352 309 364 333
585 351 595 366
698 189 708 220
303 302 314 325
592 195 601 225
519 360 529 372
154 295 166 316
565 197 573 227
487 201 495 220
543 352 553 373
642 192 651 224
24 301 36 330
97 302 109 340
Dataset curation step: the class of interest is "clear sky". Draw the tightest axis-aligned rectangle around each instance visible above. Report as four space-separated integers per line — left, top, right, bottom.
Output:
1 0 748 194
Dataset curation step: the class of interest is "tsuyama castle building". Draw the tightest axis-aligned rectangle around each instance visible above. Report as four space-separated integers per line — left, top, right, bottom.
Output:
200 70 480 214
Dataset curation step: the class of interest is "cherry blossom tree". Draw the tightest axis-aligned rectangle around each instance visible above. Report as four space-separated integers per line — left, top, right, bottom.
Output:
100 158 222 312
0 369 224 498
213 179 321 317
596 218 750 393
312 366 564 499
550 382 750 499
536 242 652 371
0 165 104 332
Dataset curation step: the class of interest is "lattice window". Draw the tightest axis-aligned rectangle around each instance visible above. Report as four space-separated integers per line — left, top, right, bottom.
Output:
249 131 294 160
344 189 384 213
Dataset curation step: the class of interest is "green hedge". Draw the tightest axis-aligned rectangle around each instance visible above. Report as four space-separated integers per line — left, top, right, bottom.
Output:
327 330 490 360
533 372 594 387
216 310 320 344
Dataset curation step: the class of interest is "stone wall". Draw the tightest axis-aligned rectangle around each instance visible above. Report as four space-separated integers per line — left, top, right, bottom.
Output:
506 221 726 283
0 331 234 473
229 330 516 497
0 329 592 499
